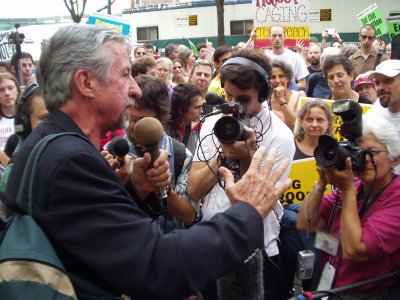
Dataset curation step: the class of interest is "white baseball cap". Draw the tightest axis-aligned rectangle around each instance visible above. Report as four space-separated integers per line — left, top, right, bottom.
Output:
369 59 400 78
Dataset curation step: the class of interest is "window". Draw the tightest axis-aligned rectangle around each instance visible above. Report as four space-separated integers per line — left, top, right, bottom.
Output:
137 26 158 42
230 20 253 36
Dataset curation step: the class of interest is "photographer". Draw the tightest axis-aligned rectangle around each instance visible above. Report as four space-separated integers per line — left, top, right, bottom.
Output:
188 49 294 300
297 113 400 298
321 29 344 53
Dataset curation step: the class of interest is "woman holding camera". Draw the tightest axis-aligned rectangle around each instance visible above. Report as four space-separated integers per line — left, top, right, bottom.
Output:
297 113 400 298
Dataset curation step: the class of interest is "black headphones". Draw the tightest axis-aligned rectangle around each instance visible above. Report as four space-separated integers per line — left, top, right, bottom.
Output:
15 83 39 138
220 57 273 103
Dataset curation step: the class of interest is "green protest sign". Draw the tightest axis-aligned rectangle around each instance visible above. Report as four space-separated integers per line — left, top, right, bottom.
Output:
386 16 400 40
357 3 387 37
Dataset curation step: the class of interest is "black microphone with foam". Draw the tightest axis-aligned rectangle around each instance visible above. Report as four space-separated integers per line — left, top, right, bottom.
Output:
205 92 226 106
108 136 130 167
133 117 168 199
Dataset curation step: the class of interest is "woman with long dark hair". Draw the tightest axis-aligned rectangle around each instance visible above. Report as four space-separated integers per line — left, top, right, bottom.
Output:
164 83 203 155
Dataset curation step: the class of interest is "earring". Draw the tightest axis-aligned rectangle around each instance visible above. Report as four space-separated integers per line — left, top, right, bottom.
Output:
300 127 305 137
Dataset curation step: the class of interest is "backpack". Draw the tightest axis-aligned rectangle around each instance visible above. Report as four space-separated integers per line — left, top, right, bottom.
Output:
0 133 123 300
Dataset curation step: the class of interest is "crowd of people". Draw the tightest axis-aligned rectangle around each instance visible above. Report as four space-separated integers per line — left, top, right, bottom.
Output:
0 21 399 300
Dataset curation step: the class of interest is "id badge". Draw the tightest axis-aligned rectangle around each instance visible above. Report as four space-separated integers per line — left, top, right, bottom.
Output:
314 230 339 256
317 262 336 300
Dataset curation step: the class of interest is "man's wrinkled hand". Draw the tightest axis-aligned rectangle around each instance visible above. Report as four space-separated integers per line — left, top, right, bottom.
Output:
219 147 292 218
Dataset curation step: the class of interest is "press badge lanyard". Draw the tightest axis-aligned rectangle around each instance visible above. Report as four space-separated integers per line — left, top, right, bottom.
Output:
315 191 343 293
314 192 341 257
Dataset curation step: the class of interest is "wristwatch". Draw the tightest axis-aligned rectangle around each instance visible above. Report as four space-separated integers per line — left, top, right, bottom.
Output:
165 185 172 196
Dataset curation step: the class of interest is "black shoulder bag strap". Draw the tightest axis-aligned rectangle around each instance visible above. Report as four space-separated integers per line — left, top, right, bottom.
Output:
171 138 186 183
0 133 92 216
182 123 192 146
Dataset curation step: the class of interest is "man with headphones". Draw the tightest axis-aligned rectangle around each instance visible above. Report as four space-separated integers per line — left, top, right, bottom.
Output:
0 83 48 220
188 49 295 300
1 83 48 179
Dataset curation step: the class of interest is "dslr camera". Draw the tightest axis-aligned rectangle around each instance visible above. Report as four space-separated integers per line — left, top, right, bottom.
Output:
314 100 366 171
214 101 249 144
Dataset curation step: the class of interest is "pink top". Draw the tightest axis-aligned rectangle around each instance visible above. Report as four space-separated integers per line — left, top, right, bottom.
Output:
320 176 400 293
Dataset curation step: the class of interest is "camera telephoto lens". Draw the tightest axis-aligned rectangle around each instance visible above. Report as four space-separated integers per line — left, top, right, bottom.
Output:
214 116 245 144
323 147 337 161
315 136 354 170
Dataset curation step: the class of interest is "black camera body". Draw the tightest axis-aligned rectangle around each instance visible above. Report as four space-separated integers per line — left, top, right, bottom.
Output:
315 100 366 171
8 24 25 46
214 102 249 144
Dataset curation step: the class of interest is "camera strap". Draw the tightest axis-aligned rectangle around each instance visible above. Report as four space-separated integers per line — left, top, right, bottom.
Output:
359 175 396 218
325 191 340 233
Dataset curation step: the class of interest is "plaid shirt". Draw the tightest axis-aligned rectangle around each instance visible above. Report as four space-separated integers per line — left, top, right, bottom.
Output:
349 49 377 76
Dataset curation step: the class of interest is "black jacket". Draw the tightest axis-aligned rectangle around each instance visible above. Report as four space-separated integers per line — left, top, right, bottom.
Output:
6 109 264 299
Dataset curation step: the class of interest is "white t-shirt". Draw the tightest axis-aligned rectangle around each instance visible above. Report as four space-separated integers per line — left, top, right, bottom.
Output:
194 107 295 256
266 48 309 81
0 116 14 150
367 99 400 133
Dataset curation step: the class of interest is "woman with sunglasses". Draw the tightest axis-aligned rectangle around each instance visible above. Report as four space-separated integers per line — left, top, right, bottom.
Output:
297 113 400 298
171 59 187 84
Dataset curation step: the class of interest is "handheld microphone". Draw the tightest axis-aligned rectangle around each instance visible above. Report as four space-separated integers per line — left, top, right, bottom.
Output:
205 93 226 106
133 117 168 199
108 136 130 167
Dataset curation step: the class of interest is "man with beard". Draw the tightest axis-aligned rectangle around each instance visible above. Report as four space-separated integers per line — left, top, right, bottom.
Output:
366 60 400 133
307 44 322 75
349 24 378 76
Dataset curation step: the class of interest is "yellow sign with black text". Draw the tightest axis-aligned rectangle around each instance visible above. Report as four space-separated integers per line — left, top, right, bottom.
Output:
280 98 372 204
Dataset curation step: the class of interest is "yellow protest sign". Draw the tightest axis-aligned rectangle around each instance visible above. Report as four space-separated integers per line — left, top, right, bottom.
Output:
280 98 372 204
280 157 333 203
254 26 310 47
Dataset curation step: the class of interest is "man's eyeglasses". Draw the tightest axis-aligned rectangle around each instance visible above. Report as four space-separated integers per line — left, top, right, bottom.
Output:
360 35 375 41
